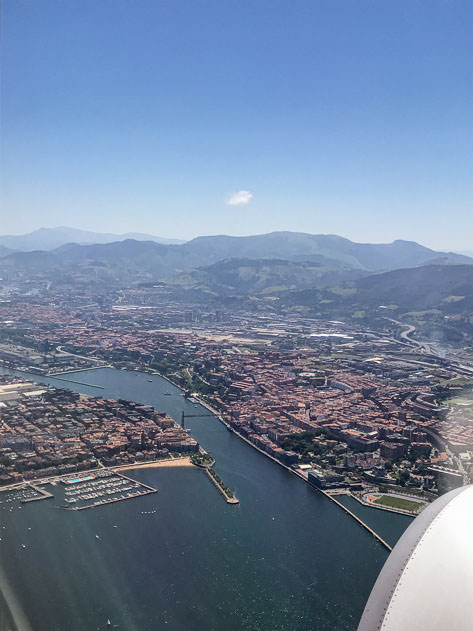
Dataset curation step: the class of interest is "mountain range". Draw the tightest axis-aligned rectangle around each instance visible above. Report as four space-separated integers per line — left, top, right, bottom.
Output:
0 230 469 275
177 232 470 270
2 230 473 340
0 227 183 251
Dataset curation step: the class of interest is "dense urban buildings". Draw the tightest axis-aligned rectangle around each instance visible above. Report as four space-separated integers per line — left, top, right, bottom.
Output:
0 374 197 485
1 280 472 502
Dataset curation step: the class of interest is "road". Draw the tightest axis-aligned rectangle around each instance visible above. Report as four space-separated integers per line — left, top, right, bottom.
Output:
383 318 434 353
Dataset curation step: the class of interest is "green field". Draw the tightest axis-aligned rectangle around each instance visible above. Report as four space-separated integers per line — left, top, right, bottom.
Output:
373 495 423 513
449 397 473 406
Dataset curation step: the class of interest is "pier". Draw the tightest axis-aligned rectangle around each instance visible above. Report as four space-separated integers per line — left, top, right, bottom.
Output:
46 376 105 389
322 490 392 551
205 468 239 504
22 484 54 503
116 472 157 493
74 488 156 510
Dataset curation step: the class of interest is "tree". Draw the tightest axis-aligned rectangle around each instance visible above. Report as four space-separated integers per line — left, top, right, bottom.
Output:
398 469 410 486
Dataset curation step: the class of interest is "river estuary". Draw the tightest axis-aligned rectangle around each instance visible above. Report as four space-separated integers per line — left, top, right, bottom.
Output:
0 367 412 631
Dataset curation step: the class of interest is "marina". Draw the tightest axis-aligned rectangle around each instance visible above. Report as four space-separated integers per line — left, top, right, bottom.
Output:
0 485 52 506
60 470 157 510
0 469 157 512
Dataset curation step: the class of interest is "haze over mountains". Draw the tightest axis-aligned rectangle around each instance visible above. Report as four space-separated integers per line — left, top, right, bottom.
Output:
1 229 472 301
0 226 184 251
2 228 473 341
0 228 469 271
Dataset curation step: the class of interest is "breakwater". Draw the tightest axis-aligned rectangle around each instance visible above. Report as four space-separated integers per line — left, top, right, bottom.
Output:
22 484 53 503
323 491 392 551
205 468 239 504
45 376 105 389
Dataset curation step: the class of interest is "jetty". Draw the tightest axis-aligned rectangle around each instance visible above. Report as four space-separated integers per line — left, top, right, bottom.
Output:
322 490 392 551
205 468 239 504
46 376 105 389
22 483 54 503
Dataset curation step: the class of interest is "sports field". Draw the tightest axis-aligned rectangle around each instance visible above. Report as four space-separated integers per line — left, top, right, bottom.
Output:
373 494 423 513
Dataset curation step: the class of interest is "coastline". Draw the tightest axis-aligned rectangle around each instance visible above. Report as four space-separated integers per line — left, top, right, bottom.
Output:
4 363 398 549
0 457 195 494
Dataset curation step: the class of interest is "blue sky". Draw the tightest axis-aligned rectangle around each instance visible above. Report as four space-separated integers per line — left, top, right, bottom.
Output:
1 0 472 249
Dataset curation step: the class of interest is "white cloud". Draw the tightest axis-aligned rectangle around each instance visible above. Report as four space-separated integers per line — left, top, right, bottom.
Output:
226 190 253 206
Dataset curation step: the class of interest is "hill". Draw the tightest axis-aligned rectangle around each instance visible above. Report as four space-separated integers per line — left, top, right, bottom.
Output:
279 264 473 318
172 258 367 295
354 264 473 311
0 250 61 270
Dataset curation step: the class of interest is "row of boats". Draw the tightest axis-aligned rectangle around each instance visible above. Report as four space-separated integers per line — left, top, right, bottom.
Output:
0 488 41 504
64 484 145 504
64 478 144 504
64 477 135 497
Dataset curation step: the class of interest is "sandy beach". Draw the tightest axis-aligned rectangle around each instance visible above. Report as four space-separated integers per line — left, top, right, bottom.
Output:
113 457 194 472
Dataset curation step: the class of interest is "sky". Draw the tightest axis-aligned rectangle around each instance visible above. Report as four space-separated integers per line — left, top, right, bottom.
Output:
1 0 472 249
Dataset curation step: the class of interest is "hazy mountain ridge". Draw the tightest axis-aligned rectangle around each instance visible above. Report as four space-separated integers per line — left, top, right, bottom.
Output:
181 232 470 270
2 235 473 339
1 234 472 315
1 231 469 276
0 227 184 251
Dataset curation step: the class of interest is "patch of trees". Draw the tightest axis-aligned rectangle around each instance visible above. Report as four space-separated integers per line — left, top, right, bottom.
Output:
280 430 326 459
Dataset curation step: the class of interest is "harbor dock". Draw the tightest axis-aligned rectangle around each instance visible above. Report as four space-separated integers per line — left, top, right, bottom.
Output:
59 470 157 510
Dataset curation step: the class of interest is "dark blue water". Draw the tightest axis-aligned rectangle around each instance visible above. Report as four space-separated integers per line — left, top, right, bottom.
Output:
0 368 412 631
